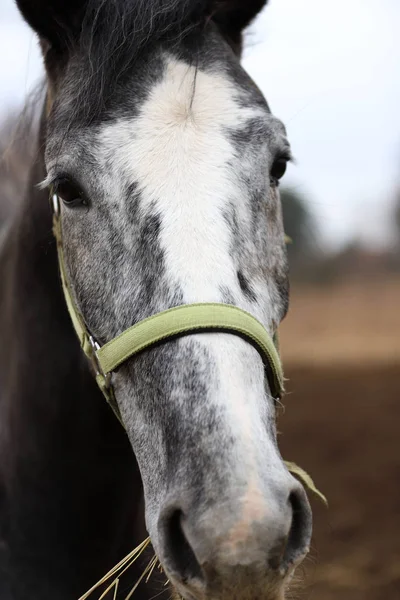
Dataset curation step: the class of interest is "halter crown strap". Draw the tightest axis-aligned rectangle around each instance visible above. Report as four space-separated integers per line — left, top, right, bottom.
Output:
52 195 284 426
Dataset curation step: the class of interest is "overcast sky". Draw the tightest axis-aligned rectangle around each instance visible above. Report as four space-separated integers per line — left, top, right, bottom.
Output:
1 0 399 249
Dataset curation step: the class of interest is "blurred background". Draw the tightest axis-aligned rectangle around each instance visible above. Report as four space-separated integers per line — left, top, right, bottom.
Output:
1 0 399 598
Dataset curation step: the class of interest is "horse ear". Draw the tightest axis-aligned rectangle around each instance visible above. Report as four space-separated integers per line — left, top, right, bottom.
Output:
15 0 87 51
211 0 269 51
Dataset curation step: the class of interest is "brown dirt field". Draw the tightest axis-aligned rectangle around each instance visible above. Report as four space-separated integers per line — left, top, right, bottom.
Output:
277 279 400 600
279 366 400 600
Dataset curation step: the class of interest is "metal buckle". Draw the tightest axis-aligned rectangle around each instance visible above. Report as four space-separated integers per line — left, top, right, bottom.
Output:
89 335 111 389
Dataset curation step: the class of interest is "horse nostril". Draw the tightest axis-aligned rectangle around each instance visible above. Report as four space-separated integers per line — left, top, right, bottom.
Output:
164 509 203 584
283 488 312 568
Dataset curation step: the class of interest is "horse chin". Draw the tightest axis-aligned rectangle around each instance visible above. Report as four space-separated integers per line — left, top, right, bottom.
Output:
165 568 294 600
168 584 289 600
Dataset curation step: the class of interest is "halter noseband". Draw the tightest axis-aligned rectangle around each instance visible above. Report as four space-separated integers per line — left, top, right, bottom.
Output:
51 194 284 426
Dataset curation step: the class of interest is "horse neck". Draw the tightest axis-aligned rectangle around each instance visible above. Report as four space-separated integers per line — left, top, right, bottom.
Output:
0 111 150 599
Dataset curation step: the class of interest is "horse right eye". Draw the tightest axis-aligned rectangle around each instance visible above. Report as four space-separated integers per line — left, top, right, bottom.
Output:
270 157 288 183
55 178 88 208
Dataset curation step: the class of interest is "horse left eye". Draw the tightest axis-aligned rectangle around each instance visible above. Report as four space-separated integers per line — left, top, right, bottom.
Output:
270 158 288 182
55 179 87 207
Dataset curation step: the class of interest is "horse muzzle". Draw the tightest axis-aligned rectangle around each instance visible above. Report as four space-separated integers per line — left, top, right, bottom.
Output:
156 476 312 599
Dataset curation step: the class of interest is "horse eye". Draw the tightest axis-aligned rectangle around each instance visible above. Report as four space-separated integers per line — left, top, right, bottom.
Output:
270 157 288 183
55 179 87 207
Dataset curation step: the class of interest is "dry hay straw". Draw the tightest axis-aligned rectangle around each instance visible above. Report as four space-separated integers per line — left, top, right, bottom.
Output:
78 537 169 600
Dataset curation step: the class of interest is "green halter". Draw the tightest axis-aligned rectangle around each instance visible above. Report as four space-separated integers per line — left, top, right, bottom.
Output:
52 194 284 426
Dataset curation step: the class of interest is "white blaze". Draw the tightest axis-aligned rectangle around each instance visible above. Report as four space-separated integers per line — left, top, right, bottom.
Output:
99 56 284 480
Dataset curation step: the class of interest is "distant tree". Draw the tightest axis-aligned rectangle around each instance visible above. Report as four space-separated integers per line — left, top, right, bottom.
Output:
395 193 400 246
280 187 319 279
389 192 400 271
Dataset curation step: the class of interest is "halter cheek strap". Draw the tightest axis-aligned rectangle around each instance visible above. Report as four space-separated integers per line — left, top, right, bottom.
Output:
52 194 284 427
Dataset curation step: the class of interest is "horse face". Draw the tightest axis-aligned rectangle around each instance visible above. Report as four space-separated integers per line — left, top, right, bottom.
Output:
18 0 312 597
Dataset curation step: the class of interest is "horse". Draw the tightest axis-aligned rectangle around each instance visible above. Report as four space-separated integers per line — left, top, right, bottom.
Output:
0 1 312 598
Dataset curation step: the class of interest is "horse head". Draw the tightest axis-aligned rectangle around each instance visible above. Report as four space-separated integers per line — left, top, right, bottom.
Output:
16 1 312 598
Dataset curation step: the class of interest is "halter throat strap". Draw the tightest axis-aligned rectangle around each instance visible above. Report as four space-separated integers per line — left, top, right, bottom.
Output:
52 195 284 426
